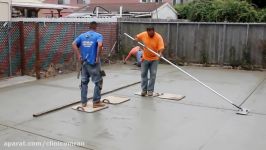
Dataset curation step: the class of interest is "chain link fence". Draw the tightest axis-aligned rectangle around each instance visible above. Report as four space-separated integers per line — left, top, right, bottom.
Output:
0 21 118 79
10 22 21 76
0 22 9 78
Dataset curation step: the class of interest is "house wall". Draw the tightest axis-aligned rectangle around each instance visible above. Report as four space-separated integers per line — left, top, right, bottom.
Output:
43 0 173 4
90 0 173 4
152 4 177 19
39 0 80 17
0 0 11 21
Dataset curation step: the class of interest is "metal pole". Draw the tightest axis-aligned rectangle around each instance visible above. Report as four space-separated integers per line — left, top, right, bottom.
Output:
245 24 249 47
8 21 12 76
221 24 226 65
167 23 170 57
124 33 244 111
35 22 41 79
175 23 179 59
19 21 25 76
73 22 77 64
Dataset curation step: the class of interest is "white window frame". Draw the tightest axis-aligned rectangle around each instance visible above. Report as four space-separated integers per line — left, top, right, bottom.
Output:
140 0 148 3
140 0 163 3
58 0 70 5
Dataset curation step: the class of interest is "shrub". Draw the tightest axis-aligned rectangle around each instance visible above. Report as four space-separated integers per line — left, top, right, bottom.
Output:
175 0 262 22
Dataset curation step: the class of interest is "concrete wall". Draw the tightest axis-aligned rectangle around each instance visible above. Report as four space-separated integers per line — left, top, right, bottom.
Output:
0 0 11 21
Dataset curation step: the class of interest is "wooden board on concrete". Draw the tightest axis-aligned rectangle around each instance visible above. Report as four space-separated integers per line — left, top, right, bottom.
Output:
101 96 130 105
72 102 108 113
158 93 185 101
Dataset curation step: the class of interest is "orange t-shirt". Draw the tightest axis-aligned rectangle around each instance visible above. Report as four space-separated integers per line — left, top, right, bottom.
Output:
124 46 140 61
136 31 164 61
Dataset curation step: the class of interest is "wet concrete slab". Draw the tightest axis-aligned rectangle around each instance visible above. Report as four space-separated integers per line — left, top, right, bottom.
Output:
0 64 265 150
16 70 266 150
200 114 266 150
0 65 144 124
0 76 36 89
0 125 7 132
0 84 80 124
154 66 265 110
241 79 266 114
0 128 87 150
16 96 235 150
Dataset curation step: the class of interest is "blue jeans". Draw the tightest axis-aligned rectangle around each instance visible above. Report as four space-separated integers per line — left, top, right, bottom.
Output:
136 51 143 67
81 62 103 104
141 60 158 92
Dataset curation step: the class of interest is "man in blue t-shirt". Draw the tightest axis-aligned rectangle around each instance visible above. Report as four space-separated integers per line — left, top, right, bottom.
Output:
72 21 105 108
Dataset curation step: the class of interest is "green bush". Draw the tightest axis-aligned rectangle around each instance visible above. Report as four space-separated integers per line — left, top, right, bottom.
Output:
258 8 266 22
175 0 263 22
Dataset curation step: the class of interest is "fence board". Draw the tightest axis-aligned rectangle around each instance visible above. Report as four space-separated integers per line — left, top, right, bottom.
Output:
119 20 266 66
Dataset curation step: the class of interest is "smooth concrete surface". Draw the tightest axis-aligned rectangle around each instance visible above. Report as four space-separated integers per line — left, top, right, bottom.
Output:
0 64 265 150
200 114 266 150
0 128 87 150
17 97 234 150
0 125 7 132
242 79 266 114
0 76 36 88
0 64 143 124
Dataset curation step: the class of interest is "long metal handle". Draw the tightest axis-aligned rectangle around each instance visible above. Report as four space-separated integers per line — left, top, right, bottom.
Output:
124 33 242 110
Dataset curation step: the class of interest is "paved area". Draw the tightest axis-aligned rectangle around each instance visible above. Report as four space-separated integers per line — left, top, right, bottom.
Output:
0 64 265 150
0 76 36 89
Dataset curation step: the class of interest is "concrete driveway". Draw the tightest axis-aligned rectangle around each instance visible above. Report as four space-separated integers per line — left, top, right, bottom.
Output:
0 64 265 150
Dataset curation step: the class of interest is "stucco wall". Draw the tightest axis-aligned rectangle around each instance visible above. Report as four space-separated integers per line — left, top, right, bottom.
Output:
0 0 11 21
152 4 177 19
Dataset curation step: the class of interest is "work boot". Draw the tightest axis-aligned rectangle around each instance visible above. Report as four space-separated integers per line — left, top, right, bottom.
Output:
93 101 105 108
81 103 87 107
141 91 147 96
147 91 153 96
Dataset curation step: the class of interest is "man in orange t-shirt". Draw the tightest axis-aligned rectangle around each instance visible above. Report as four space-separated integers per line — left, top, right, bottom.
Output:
135 26 164 96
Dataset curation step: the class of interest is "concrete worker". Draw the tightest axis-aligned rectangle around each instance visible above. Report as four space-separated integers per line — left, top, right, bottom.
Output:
72 21 105 108
123 46 143 67
135 26 165 96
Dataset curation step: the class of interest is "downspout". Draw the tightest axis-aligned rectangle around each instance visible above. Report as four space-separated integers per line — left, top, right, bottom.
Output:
96 6 99 17
119 6 122 18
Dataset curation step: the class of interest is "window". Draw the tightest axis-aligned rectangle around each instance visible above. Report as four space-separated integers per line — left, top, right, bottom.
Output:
173 0 184 5
58 0 70 4
77 0 90 4
140 0 163 3
173 0 176 5
140 0 148 2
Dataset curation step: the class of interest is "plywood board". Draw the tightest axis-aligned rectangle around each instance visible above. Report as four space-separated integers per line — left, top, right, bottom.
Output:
158 93 185 101
101 96 130 104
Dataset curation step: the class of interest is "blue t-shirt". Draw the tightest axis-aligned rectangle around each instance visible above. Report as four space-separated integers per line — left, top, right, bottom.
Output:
74 31 103 65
